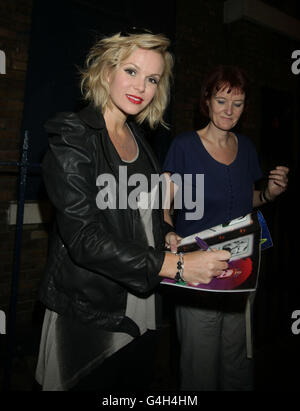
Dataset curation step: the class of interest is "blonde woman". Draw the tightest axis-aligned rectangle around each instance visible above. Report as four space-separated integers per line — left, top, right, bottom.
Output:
35 29 230 391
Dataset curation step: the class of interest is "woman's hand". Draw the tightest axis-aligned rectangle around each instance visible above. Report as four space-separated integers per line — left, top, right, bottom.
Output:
165 231 182 254
159 248 231 285
266 166 289 200
183 249 231 285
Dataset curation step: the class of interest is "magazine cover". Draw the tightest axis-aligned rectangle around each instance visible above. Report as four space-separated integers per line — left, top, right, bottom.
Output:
161 211 271 292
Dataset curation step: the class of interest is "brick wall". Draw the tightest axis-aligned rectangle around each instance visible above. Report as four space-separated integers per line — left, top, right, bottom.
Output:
0 0 42 328
173 0 299 155
173 0 227 135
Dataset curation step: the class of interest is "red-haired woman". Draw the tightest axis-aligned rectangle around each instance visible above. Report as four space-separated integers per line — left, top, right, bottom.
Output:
163 65 289 390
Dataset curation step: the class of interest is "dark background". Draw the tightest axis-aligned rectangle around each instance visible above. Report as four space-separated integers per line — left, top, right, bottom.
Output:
21 0 176 199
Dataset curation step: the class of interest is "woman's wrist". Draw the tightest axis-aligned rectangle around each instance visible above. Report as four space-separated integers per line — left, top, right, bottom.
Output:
260 188 274 203
259 189 267 203
159 251 186 281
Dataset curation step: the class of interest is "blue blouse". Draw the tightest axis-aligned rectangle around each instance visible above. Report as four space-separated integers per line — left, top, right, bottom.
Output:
163 131 263 237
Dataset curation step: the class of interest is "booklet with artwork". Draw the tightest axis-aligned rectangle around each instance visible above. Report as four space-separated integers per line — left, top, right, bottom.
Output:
161 210 272 292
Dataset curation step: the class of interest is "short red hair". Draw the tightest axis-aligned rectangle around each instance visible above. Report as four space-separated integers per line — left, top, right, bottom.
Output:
199 65 250 117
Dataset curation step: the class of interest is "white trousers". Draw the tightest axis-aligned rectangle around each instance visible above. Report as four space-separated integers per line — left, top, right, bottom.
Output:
176 294 253 391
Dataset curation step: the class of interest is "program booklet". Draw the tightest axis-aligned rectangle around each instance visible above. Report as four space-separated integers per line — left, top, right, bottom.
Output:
161 210 272 292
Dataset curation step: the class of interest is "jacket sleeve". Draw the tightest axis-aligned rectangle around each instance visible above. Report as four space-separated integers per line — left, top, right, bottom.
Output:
42 112 165 293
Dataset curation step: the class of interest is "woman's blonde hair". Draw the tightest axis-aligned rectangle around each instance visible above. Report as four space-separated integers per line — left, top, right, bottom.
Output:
80 31 174 129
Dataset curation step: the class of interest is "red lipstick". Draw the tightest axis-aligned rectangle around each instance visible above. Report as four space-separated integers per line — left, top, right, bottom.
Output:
126 94 144 104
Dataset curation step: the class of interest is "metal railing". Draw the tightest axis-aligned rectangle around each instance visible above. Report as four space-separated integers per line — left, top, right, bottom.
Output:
0 131 41 390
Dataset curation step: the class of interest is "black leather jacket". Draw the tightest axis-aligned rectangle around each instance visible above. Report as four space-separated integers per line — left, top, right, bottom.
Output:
38 104 172 337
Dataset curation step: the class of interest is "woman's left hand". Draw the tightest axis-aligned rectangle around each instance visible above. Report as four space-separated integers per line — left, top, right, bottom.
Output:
266 166 289 200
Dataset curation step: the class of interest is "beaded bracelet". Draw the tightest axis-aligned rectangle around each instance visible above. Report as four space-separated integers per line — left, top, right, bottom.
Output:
174 252 185 282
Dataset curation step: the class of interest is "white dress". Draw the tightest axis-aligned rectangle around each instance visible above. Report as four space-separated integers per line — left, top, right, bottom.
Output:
36 143 158 391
